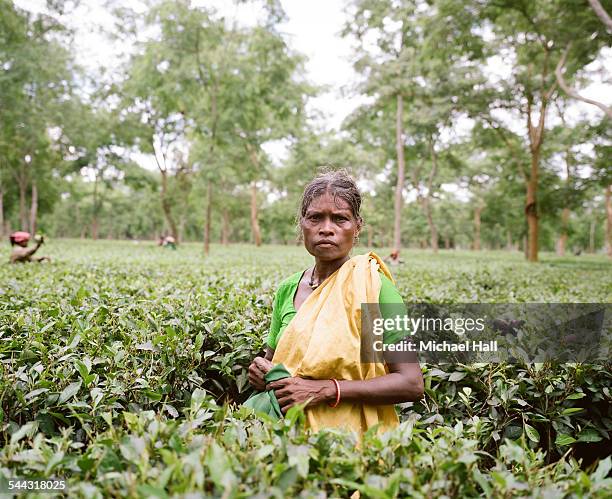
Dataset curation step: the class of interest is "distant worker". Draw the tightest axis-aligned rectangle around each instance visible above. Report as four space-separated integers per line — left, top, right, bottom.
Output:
9 232 50 263
158 235 177 250
384 249 403 265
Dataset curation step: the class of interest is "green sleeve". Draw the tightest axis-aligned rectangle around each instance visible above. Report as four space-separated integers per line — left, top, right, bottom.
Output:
266 290 283 349
379 274 408 345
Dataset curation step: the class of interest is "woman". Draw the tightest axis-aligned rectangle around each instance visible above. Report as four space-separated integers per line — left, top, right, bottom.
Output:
9 232 50 264
248 170 423 436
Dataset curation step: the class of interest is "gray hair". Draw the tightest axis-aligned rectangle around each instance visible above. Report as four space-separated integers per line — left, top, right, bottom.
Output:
297 169 363 238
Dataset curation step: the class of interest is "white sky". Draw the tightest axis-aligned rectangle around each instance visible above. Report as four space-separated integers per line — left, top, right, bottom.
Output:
13 0 612 177
14 0 363 129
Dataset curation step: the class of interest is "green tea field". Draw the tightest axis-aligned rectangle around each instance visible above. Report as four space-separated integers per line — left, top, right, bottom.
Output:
1 241 611 497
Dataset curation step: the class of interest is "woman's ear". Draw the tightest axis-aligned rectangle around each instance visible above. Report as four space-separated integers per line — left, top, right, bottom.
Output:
356 218 363 237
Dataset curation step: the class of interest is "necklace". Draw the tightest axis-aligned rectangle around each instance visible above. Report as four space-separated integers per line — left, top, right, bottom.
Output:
308 265 320 289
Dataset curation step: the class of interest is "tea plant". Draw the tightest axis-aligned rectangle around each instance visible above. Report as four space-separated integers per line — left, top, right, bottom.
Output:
1 240 610 497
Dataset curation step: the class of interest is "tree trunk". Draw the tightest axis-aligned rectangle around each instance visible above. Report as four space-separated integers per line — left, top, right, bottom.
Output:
393 93 406 255
422 198 438 252
557 208 570 256
606 185 612 258
178 216 186 243
473 204 482 251
506 229 513 251
78 201 86 238
589 219 596 253
107 205 113 240
160 171 179 244
557 132 572 256
444 236 450 249
29 180 38 236
523 235 529 259
524 52 555 262
526 170 539 262
425 138 439 253
367 226 373 248
18 175 27 231
0 187 4 238
222 207 230 246
92 175 99 240
250 181 262 246
91 217 99 240
204 179 212 255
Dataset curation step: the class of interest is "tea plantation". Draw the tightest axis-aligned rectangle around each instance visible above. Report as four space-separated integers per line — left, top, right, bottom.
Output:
1 240 611 498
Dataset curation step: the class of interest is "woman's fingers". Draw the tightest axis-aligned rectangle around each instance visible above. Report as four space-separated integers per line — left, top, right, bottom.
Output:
248 360 267 390
269 377 293 388
248 374 265 391
271 378 323 414
272 378 305 412
268 378 291 392
254 356 273 373
248 362 263 380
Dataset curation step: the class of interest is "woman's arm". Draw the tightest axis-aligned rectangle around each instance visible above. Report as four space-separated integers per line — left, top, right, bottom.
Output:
24 240 43 258
335 362 424 404
268 361 424 414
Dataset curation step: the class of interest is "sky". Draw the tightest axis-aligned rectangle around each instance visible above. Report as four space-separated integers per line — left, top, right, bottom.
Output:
13 0 612 178
14 0 364 130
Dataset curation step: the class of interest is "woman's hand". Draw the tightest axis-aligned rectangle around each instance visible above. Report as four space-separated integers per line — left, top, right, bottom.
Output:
248 356 273 391
268 377 335 414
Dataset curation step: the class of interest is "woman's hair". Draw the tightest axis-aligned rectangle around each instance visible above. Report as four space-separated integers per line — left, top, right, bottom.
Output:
297 168 363 234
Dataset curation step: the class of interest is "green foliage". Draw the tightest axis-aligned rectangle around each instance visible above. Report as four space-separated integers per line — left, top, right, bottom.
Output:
0 242 610 495
0 0 78 231
2 0 610 255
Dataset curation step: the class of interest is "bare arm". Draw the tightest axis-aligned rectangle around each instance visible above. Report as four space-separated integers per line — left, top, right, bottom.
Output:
24 241 43 258
10 241 42 263
264 346 274 361
334 361 424 405
268 359 424 414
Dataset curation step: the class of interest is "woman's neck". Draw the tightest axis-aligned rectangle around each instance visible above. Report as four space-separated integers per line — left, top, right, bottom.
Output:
312 255 350 284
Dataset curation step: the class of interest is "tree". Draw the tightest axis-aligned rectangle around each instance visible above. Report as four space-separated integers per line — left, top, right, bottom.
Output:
0 0 76 233
554 0 612 118
227 26 310 247
343 0 418 257
474 0 610 261
121 3 195 244
344 0 484 255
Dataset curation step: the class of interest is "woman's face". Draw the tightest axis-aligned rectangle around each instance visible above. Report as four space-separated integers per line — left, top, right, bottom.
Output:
301 192 360 261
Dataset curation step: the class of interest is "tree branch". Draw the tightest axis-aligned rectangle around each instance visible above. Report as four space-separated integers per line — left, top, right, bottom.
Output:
555 42 612 119
483 116 528 180
426 137 438 193
588 0 612 30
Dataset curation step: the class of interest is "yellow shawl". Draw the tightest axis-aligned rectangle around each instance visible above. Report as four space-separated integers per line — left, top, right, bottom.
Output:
271 251 400 437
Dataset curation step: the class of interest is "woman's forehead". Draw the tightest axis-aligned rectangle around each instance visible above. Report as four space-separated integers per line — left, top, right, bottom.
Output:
306 193 352 212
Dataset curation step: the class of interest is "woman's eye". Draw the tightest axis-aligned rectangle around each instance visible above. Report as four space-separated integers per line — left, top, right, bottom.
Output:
335 217 348 223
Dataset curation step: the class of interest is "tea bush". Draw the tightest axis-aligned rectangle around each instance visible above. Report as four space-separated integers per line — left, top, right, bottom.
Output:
1 240 610 497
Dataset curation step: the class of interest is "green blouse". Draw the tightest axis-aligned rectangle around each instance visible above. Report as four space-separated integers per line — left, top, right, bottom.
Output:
266 269 406 350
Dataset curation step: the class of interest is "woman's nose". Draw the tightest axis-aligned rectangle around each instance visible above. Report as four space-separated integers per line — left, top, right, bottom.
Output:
318 217 334 234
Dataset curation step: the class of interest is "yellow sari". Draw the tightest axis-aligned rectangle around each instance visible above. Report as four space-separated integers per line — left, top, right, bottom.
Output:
271 251 400 437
